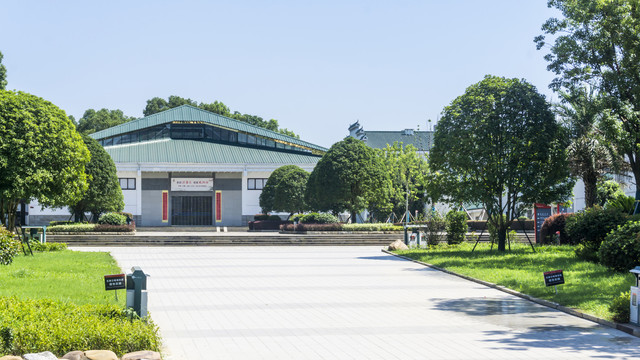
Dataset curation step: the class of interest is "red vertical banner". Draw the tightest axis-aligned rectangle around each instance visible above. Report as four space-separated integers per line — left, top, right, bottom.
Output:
162 191 169 223
215 191 222 222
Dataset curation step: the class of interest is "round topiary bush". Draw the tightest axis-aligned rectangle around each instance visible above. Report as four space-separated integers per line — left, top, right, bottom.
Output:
565 206 627 251
300 213 339 224
0 227 20 265
598 221 640 272
97 212 127 226
540 213 573 244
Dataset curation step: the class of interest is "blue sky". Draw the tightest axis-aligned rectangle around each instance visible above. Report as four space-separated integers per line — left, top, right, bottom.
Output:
1 1 560 148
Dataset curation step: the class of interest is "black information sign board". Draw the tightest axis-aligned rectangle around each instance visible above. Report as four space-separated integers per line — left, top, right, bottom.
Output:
104 274 126 291
543 270 565 286
535 205 552 243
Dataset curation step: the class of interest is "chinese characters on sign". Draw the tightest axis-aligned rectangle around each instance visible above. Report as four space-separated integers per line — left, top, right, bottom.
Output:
171 178 214 191
104 274 126 291
543 270 565 287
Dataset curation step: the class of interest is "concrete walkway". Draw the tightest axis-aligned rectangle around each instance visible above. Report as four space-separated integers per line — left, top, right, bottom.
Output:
75 246 640 359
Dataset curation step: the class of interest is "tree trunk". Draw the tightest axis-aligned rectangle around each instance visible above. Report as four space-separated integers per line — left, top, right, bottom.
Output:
497 227 507 251
583 172 597 208
350 210 357 224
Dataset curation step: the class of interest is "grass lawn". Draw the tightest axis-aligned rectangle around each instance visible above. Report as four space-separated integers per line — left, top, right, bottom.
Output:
0 250 125 306
396 242 635 321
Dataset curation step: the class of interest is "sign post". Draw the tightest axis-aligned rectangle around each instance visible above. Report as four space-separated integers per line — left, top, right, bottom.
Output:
104 273 126 301
534 203 552 244
543 269 564 294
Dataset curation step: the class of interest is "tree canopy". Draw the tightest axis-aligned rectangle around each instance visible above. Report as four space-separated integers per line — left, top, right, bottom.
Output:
143 95 299 138
369 143 428 221
306 137 386 221
0 51 6 90
429 75 573 251
273 167 309 216
76 108 136 134
69 135 124 221
0 90 90 230
536 0 640 211
260 165 300 214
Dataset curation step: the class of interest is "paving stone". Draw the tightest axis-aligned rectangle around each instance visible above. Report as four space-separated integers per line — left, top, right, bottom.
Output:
74 246 640 359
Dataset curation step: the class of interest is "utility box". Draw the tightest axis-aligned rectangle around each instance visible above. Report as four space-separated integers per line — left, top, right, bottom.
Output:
630 267 640 324
126 266 149 318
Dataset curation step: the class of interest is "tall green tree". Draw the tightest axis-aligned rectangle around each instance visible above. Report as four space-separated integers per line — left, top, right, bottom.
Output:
260 165 300 213
429 76 573 251
369 143 428 221
306 137 386 221
69 135 124 222
0 51 7 90
536 0 640 212
273 167 309 216
0 90 90 230
554 86 625 208
76 108 135 134
143 95 299 138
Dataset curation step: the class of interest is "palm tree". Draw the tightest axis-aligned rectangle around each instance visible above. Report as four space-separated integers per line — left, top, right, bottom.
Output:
554 86 626 208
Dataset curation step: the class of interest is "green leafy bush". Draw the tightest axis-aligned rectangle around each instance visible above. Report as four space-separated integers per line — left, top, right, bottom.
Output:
598 221 640 272
341 223 403 231
610 291 631 323
0 297 160 357
48 221 77 226
47 224 96 232
604 194 636 215
446 210 468 245
291 214 304 222
299 213 339 224
27 240 67 252
98 213 127 226
0 227 19 265
565 206 627 251
268 215 282 221
540 213 573 244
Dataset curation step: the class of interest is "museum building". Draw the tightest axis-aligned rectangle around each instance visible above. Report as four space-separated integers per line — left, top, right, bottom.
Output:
28 105 327 226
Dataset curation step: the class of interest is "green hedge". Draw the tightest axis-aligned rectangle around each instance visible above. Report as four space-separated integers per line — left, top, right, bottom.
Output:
341 223 403 231
0 297 160 357
48 223 135 233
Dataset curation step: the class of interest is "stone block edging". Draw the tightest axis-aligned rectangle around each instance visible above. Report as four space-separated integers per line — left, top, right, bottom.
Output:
381 249 640 338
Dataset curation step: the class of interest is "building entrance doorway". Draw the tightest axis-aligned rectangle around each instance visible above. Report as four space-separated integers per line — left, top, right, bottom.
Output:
171 196 213 225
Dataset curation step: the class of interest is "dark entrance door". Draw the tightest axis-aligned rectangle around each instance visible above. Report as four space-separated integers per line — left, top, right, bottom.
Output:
171 196 213 225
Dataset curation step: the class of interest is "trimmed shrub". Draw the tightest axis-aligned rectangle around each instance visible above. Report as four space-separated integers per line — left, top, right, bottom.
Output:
93 224 135 232
445 210 468 245
598 221 640 272
254 214 270 221
0 297 160 356
249 220 291 231
299 213 339 224
0 227 19 265
540 213 573 244
48 221 76 226
268 215 282 221
280 223 341 231
565 206 627 252
48 224 96 232
98 213 127 225
610 291 631 323
291 213 304 223
341 223 403 231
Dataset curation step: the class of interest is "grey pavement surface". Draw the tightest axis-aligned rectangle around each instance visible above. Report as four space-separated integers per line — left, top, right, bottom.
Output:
74 246 640 359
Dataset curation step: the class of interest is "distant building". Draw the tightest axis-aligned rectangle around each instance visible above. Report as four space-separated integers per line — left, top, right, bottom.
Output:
28 105 327 226
348 121 433 154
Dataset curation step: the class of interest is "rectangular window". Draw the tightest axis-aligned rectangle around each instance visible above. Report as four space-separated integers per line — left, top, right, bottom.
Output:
248 178 268 190
119 178 136 190
238 133 247 144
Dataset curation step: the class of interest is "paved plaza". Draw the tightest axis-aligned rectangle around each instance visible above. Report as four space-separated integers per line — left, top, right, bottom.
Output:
75 246 640 359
